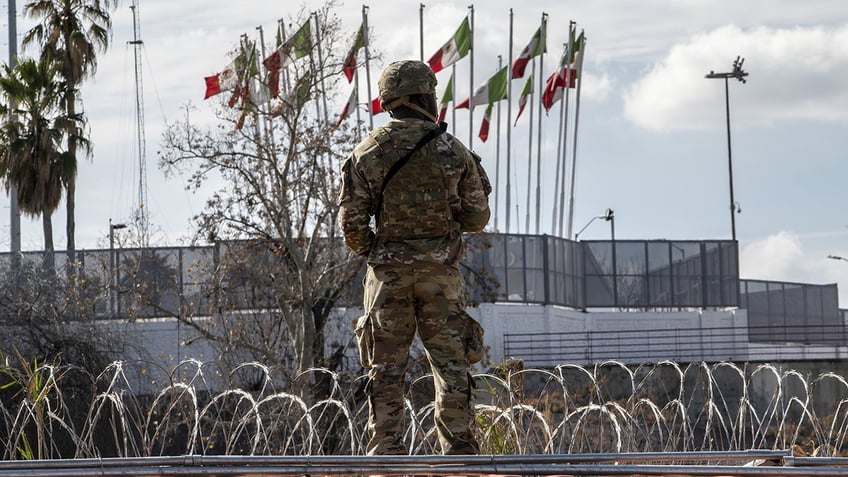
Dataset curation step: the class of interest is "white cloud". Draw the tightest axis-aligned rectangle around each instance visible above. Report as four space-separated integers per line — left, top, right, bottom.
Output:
740 230 848 306
582 72 613 102
623 24 848 131
740 231 805 280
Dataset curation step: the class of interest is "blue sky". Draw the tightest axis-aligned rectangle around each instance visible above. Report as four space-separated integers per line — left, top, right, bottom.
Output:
2 0 848 303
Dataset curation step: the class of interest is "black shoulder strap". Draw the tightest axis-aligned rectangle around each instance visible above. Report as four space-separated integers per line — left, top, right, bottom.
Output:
374 124 446 224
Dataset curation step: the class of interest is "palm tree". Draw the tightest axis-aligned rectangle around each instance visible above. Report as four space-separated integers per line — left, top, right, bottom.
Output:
22 0 119 258
0 57 89 262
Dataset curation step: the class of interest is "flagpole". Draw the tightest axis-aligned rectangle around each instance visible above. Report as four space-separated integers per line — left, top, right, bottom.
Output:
558 84 570 238
362 5 374 129
566 31 586 240
535 13 547 235
559 23 577 237
524 60 535 234
505 8 513 234
249 31 265 140
558 26 575 237
252 29 263 122
494 56 502 232
353 69 362 141
312 12 329 123
234 33 251 132
561 24 576 238
305 17 322 121
551 41 566 237
451 64 457 135
255 25 273 144
468 5 475 149
7 0 20 259
278 20 292 93
419 3 425 61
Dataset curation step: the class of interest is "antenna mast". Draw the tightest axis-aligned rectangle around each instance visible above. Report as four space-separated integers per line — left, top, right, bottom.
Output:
129 1 149 246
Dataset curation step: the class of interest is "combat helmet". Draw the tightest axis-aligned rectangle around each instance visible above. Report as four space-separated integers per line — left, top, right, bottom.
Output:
378 60 438 120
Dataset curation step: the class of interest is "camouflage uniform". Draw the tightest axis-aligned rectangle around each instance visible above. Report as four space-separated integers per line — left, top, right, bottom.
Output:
338 60 490 456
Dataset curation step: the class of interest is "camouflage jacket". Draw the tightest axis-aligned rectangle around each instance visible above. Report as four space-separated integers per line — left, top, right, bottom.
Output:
338 118 491 266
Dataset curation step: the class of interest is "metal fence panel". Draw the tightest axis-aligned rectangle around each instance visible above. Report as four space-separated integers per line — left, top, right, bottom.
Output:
18 236 848 336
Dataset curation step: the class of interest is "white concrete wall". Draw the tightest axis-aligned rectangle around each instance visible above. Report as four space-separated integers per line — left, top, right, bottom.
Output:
106 303 848 392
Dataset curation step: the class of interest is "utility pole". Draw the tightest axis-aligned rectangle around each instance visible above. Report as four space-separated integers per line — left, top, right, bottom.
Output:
8 0 21 259
130 2 149 247
706 57 748 242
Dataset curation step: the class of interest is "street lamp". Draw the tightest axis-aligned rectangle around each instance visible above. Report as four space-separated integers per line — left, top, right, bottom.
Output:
575 208 615 241
706 56 748 242
575 208 617 307
828 254 848 263
109 219 127 317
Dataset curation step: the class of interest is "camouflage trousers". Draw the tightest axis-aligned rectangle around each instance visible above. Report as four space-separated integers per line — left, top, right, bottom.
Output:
357 263 479 456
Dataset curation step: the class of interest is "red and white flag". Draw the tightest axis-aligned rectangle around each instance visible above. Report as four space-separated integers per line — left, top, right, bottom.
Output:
204 60 239 99
541 30 584 112
336 84 358 126
514 74 533 126
263 21 312 97
511 25 545 79
428 17 472 73
479 103 494 142
342 22 366 82
438 71 454 123
369 97 383 116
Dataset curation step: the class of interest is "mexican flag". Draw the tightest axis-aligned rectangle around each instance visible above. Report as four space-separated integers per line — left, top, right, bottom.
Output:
479 103 494 142
511 25 545 79
204 60 239 99
541 31 584 111
438 71 454 123
428 17 472 73
204 41 258 100
455 66 508 110
343 22 366 83
514 74 533 126
336 83 358 127
369 96 384 116
263 20 313 96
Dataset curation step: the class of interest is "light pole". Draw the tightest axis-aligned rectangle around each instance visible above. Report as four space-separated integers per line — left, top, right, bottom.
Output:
109 220 127 317
828 254 848 263
575 208 617 307
706 56 747 242
575 208 615 241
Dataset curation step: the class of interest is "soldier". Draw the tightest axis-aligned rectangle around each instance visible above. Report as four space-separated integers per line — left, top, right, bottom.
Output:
338 60 491 456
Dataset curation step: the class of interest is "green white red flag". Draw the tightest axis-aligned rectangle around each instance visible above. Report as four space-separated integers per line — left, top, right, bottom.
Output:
336 83 358 126
428 17 472 73
479 103 494 142
542 30 584 111
263 21 312 97
369 97 383 116
204 59 239 99
343 22 366 82
438 71 455 123
205 40 258 100
455 66 508 110
514 74 533 126
512 25 545 79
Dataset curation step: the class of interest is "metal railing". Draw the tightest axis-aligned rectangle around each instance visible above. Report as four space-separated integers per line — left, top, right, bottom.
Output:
1 234 840 330
504 323 848 367
0 234 743 317
3 451 848 476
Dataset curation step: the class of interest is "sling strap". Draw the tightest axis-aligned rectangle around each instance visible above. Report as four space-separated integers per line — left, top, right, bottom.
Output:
374 123 446 225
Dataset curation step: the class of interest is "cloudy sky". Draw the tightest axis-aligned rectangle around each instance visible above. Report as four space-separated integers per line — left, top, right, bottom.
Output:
2 0 848 303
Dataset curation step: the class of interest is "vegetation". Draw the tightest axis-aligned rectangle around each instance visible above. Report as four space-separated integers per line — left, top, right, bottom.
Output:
22 0 120 258
0 359 846 458
0 57 88 260
157 4 362 384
